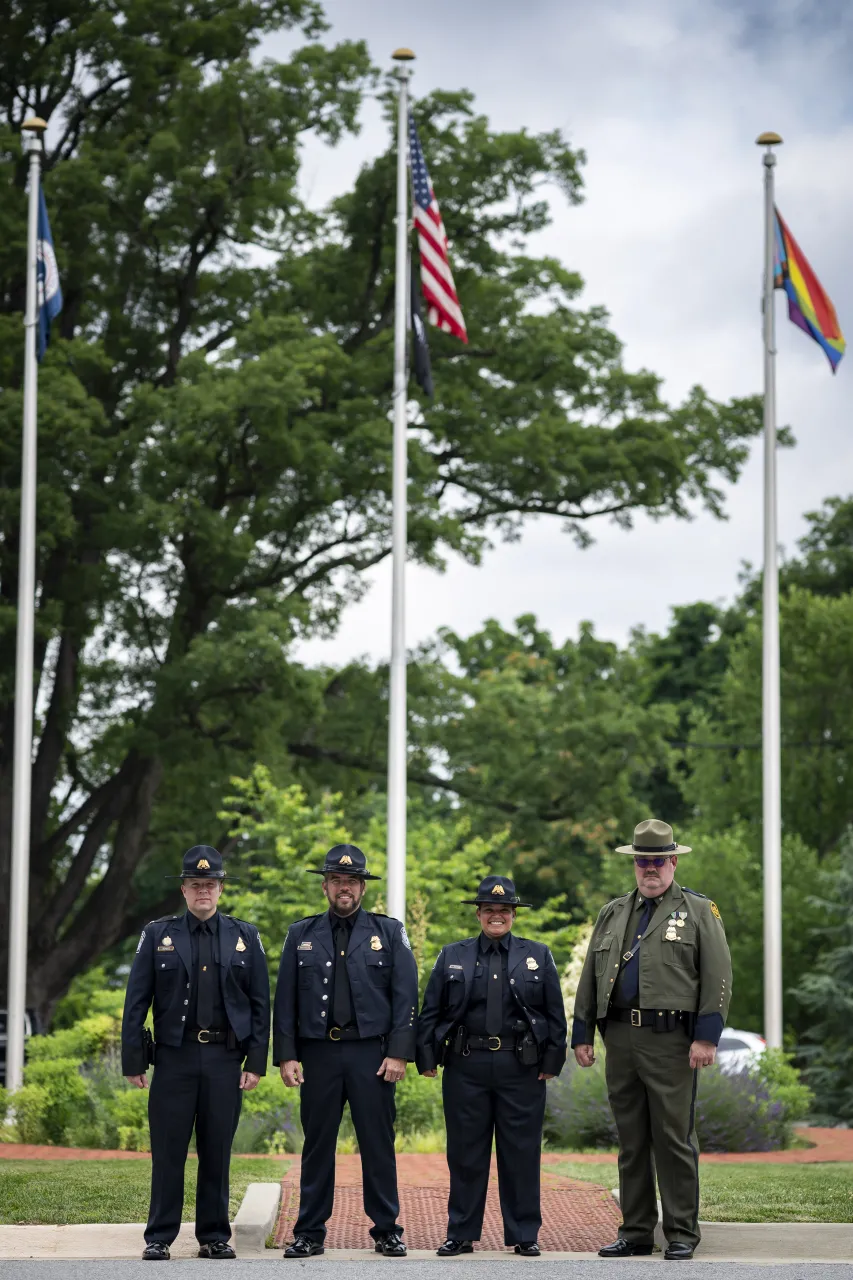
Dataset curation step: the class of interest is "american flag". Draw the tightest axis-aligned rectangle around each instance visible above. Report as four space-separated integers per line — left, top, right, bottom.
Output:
408 112 468 344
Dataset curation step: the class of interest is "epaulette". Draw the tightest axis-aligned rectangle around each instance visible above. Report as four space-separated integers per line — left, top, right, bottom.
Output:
287 915 317 926
606 891 634 909
151 914 179 924
221 914 256 929
682 888 709 899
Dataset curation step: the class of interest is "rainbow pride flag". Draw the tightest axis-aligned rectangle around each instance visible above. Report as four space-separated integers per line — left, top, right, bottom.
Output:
774 209 845 372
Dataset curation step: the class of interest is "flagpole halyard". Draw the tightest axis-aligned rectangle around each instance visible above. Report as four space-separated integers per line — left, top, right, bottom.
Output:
386 50 414 924
6 116 47 1092
757 129 783 1050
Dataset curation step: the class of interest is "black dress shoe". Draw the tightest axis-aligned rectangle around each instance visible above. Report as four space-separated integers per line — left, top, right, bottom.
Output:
598 1239 655 1258
514 1242 541 1257
375 1230 407 1257
284 1236 325 1258
142 1242 170 1260
665 1243 695 1260
437 1239 474 1257
198 1241 236 1259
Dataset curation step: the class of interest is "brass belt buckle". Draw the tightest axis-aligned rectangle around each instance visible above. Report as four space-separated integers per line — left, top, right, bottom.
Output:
329 1026 342 1041
630 1009 642 1027
197 1029 210 1043
488 1036 501 1051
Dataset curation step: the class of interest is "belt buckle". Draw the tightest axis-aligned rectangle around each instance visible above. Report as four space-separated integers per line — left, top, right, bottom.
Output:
630 1010 641 1027
329 1026 342 1041
197 1029 210 1043
488 1036 501 1051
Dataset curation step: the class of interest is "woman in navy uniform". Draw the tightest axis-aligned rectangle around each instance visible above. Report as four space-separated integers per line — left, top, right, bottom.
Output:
122 845 270 1261
417 876 567 1257
274 844 419 1258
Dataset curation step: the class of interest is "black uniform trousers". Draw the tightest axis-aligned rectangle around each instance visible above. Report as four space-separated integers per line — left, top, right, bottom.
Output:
443 1050 545 1246
295 1037 401 1243
146 1039 244 1245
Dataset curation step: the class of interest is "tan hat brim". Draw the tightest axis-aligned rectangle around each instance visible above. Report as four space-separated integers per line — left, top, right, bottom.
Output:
615 843 691 854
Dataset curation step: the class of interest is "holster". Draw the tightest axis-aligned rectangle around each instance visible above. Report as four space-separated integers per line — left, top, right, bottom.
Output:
451 1024 467 1056
516 1030 540 1066
143 1027 155 1066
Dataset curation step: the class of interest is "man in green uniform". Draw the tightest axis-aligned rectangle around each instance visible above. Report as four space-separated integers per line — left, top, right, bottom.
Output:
572 820 732 1261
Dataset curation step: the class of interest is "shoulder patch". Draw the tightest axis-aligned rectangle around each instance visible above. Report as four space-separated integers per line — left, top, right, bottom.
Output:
710 902 722 919
400 925 411 950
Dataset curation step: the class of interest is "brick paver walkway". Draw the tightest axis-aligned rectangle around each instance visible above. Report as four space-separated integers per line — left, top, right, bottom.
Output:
274 1154 621 1252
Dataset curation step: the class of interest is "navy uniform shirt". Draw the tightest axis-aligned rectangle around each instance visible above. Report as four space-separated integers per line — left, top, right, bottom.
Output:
273 908 419 1063
121 912 270 1076
417 932 568 1076
465 933 519 1036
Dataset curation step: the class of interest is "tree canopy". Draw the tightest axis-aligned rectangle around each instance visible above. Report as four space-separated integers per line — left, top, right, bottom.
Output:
1 0 764 1012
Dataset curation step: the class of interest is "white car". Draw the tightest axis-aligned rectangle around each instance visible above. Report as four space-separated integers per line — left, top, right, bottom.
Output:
716 1027 766 1075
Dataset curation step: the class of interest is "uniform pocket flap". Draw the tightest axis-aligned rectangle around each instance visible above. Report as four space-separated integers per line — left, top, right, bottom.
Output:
156 957 179 970
593 933 613 952
365 953 388 967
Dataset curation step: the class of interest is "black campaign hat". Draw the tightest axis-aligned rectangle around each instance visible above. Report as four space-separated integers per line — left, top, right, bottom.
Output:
306 844 381 881
165 845 230 880
460 874 532 907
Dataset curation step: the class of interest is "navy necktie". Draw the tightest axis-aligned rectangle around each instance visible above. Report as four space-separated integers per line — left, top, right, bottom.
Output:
197 923 214 1029
333 922 353 1028
486 942 503 1035
620 899 655 1008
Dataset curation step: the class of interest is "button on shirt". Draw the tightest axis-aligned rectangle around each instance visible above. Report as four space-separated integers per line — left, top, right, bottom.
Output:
187 910 226 1031
612 893 660 1010
466 933 518 1036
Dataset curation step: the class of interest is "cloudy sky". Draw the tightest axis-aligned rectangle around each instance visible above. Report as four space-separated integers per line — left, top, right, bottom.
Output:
266 0 853 667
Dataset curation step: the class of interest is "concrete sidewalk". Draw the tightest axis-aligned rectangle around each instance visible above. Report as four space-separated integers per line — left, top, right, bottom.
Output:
1 1222 852 1263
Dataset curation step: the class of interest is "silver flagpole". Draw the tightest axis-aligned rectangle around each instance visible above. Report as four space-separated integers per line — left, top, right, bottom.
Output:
757 130 783 1049
7 116 48 1092
386 49 414 924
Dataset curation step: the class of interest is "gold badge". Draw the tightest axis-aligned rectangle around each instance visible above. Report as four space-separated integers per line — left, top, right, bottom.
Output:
162 936 172 947
339 854 353 865
491 884 506 895
236 937 246 952
370 936 382 950
197 858 210 870
526 957 539 970
711 902 721 919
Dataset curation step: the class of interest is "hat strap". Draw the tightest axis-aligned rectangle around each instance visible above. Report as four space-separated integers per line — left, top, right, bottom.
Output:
633 842 677 853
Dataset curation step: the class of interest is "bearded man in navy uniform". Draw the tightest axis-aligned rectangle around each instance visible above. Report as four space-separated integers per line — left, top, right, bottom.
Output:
274 844 419 1258
122 846 270 1261
417 876 567 1257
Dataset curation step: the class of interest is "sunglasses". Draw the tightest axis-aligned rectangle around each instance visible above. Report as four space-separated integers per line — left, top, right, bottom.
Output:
633 856 672 868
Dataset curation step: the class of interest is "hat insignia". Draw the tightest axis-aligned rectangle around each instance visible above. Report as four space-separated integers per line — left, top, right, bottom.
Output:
526 956 539 970
492 884 506 895
162 936 172 947
370 936 382 951
339 854 353 865
197 858 210 870
236 937 246 952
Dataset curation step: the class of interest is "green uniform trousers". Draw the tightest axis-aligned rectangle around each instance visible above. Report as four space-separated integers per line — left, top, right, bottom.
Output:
604 1019 700 1248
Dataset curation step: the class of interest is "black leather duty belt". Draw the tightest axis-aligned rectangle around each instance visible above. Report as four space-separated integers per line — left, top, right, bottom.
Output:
608 1008 688 1028
327 1026 362 1041
464 1034 517 1052
189 1028 228 1043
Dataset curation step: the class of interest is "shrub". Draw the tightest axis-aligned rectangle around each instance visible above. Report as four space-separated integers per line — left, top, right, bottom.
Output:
17 1059 92 1145
394 1071 444 1137
27 1014 120 1064
544 1050 809 1153
234 1073 302 1154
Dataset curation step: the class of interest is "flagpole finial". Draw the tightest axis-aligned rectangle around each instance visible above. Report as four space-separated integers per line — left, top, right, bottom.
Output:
756 132 783 147
21 117 48 133
392 48 416 61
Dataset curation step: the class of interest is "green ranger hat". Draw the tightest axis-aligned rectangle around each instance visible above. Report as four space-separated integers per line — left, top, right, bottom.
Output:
615 818 691 855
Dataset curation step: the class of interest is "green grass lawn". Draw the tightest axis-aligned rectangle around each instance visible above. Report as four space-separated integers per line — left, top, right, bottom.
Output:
553 1160 853 1224
0 1158 290 1225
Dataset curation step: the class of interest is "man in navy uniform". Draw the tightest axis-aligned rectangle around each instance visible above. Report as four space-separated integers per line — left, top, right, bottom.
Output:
274 844 419 1258
417 875 567 1258
122 845 270 1261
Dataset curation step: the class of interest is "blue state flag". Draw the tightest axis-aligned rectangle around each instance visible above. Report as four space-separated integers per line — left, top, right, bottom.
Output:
37 187 62 361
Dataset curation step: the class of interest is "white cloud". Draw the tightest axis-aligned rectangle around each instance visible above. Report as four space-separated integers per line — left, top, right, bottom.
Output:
264 0 853 665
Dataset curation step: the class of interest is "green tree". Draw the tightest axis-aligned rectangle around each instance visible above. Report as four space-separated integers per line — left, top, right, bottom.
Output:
791 835 853 1122
0 0 762 1014
686 588 853 858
